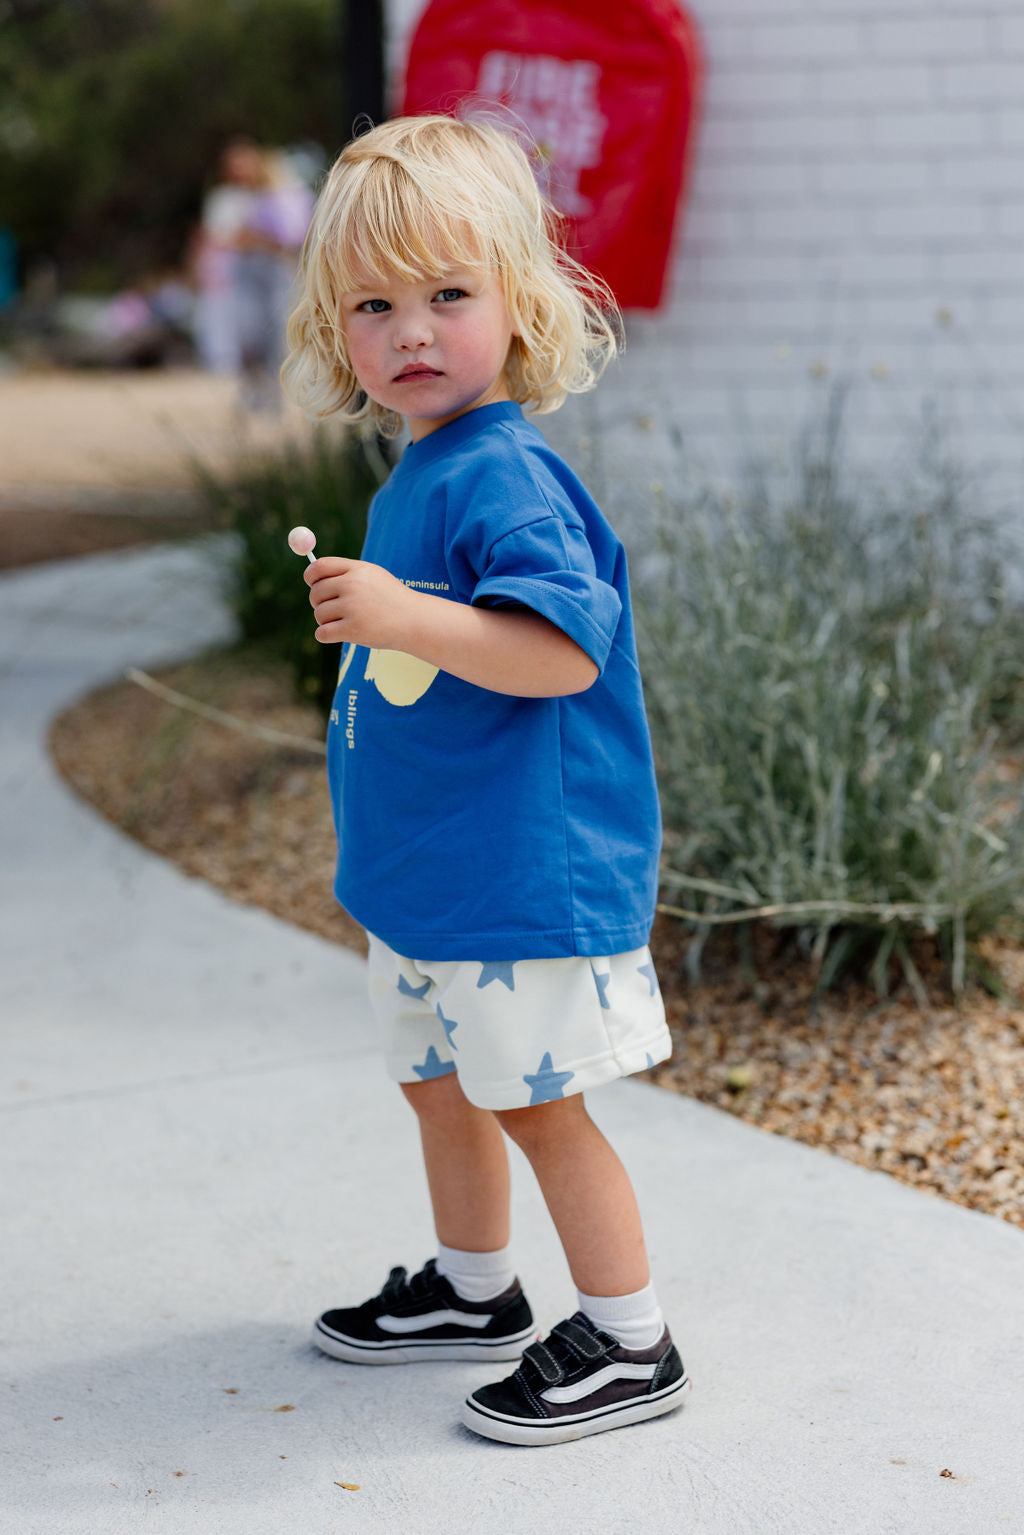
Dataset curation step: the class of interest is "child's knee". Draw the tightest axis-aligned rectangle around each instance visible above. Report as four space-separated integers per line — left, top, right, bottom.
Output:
400 1072 476 1122
494 1094 587 1150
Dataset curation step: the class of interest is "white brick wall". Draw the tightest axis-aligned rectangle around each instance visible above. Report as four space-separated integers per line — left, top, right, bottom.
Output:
383 1 1024 520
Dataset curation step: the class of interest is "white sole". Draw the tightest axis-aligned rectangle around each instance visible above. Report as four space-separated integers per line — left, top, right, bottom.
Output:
461 1374 691 1444
313 1322 538 1365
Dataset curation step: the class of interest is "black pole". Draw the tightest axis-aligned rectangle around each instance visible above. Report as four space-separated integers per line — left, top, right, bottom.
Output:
344 0 386 140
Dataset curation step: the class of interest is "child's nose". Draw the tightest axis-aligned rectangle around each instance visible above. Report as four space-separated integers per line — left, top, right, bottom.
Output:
394 313 433 349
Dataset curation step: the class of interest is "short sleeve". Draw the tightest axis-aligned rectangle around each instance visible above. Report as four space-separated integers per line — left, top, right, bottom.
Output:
470 516 622 675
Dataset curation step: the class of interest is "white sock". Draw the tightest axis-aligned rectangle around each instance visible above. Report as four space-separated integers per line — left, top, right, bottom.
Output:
435 1242 517 1303
576 1280 665 1351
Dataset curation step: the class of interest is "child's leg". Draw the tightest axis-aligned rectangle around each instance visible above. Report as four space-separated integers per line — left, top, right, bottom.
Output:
494 1094 648 1296
400 1072 510 1252
311 1073 533 1365
461 1093 688 1443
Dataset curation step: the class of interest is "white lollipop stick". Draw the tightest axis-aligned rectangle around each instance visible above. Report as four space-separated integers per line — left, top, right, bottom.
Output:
287 525 317 564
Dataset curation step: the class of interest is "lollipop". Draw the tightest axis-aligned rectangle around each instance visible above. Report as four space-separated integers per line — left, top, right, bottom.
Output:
287 525 317 563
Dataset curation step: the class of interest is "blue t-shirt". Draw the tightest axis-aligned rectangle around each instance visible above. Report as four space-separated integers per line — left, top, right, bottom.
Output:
325 400 661 960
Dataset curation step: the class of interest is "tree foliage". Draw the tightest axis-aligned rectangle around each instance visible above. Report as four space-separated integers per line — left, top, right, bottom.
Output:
0 0 343 289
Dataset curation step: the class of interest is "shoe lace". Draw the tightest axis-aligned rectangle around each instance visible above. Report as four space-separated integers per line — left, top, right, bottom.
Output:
517 1317 613 1389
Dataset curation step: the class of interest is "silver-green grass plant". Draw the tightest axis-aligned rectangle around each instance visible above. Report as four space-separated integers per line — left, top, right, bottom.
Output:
634 387 1024 1001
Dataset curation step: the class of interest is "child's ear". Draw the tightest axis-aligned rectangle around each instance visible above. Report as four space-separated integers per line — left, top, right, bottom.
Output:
509 295 534 341
504 334 529 390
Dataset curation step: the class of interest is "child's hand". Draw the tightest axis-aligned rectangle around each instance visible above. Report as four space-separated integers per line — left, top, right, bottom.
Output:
305 557 419 649
306 556 598 696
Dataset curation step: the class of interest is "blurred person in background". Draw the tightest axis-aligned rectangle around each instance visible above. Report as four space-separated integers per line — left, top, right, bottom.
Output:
193 138 314 410
192 138 259 374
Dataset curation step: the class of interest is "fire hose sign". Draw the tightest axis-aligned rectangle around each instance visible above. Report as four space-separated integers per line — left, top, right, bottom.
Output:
402 0 704 309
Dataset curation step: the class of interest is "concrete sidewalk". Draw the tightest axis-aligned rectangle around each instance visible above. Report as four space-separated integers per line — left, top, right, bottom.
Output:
1 542 1022 1535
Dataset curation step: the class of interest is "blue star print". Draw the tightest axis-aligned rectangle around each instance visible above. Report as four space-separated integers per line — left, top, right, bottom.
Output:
397 973 431 1001
477 961 517 991
436 1003 459 1051
636 960 658 997
522 1052 575 1105
591 966 611 1010
413 1046 456 1081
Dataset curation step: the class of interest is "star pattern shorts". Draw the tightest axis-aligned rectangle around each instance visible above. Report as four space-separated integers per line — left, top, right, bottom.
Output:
366 935 673 1111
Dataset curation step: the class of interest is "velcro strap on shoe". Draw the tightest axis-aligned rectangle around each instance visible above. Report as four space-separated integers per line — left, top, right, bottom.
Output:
381 1266 408 1303
551 1319 610 1360
522 1340 564 1385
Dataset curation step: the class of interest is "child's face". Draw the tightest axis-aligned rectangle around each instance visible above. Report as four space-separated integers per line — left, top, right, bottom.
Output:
341 266 517 441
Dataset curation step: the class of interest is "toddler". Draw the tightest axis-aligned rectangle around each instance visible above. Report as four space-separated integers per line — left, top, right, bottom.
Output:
283 115 689 1445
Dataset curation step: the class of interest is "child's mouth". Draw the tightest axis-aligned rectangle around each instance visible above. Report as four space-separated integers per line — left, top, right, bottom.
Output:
395 366 442 381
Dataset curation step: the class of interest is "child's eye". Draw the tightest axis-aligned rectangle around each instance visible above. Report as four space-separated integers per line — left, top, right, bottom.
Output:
434 288 466 304
357 298 391 314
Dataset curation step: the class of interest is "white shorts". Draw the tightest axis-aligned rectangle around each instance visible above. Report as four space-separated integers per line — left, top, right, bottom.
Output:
366 935 673 1111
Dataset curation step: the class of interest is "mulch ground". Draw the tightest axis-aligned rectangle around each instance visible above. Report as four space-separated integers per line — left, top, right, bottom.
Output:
49 645 1024 1232
0 506 205 571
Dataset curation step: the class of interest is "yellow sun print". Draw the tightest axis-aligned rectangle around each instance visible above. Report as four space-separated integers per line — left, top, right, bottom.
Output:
336 644 439 708
363 649 439 707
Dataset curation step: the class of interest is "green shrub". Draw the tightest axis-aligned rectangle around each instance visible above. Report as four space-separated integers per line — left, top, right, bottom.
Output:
634 392 1024 998
195 425 383 714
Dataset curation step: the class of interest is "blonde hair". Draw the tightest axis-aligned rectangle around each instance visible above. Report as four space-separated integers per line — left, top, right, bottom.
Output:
282 115 621 431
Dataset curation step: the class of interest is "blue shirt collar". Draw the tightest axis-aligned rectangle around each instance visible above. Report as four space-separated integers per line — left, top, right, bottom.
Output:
397 401 524 472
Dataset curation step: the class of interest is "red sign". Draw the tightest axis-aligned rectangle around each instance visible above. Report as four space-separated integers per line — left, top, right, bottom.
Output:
402 0 704 309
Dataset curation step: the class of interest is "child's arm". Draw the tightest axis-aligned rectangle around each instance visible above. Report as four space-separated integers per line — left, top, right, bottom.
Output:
306 557 598 698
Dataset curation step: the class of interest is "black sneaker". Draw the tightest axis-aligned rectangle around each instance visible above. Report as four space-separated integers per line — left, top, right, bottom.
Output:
313 1259 536 1365
462 1312 691 1444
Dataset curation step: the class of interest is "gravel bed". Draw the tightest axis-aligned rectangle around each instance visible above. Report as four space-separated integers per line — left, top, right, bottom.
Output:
50 647 1024 1231
0 506 206 570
